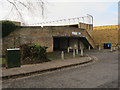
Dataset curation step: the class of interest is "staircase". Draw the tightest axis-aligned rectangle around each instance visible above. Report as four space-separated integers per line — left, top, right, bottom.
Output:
85 30 96 48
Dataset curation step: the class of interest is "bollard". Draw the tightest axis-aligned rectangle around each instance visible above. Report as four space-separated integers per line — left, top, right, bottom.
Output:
73 49 75 58
111 47 113 52
81 49 83 56
68 47 69 53
61 51 64 60
89 46 90 51
114 47 116 50
99 45 101 51
76 49 78 55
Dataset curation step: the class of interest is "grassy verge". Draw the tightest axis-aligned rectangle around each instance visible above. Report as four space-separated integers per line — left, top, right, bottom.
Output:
0 58 6 65
0 51 87 66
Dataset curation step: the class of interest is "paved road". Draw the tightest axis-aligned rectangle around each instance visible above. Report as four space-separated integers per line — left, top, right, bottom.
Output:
2 50 118 88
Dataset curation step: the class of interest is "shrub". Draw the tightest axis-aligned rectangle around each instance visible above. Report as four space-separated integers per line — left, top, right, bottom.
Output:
1 21 17 37
20 43 48 64
28 44 48 59
20 43 32 60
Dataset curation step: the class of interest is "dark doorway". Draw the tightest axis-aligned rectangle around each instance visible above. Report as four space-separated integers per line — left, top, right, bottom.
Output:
53 38 60 51
53 37 69 51
104 43 111 49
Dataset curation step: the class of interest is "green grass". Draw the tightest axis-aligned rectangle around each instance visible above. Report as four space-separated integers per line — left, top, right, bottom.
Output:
0 58 6 65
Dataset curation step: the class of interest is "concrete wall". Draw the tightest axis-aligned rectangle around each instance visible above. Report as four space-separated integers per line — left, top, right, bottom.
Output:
78 22 93 30
3 24 119 55
69 38 78 49
2 24 92 55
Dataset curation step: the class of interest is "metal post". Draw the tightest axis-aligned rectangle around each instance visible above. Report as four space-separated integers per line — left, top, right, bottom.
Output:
76 49 78 55
111 47 113 52
68 47 70 53
77 18 79 23
64 19 66 25
73 49 75 58
81 49 83 56
68 19 70 25
82 17 84 23
114 47 116 50
89 46 90 51
99 45 101 51
61 51 64 60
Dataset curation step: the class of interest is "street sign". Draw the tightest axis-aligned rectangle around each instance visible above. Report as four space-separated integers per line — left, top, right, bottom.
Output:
72 32 81 35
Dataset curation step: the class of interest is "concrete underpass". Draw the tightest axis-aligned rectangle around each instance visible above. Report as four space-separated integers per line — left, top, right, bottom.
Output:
53 36 92 51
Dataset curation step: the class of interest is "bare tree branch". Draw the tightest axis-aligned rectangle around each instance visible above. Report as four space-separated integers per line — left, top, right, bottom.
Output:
7 0 23 18
6 0 47 25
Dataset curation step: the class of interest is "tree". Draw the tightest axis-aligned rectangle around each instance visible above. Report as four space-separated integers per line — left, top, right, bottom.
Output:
5 0 47 25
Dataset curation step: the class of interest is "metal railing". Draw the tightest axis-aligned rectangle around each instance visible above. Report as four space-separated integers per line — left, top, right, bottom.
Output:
22 14 93 26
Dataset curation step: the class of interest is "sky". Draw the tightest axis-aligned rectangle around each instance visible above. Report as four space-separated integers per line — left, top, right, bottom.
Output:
0 0 119 26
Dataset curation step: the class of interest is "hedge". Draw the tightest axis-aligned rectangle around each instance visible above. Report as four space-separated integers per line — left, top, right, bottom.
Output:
1 21 17 37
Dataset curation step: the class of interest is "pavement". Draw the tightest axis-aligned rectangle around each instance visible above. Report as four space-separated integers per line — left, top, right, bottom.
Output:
2 56 93 79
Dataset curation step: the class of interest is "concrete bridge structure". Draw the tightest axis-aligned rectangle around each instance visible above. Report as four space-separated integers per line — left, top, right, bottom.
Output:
2 22 96 55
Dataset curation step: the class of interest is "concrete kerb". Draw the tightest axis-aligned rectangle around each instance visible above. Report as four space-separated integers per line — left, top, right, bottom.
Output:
102 49 118 53
2 55 97 80
86 49 118 53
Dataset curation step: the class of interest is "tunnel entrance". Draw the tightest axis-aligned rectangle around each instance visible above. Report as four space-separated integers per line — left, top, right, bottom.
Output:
53 36 92 51
53 37 69 51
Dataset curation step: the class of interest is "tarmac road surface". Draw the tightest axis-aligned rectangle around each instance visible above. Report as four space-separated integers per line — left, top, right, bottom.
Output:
2 50 118 88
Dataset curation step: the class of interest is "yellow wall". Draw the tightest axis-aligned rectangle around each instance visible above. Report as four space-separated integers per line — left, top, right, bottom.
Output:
88 25 119 48
93 25 119 30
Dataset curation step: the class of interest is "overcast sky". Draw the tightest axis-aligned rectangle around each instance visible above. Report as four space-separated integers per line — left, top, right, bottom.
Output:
0 0 119 26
